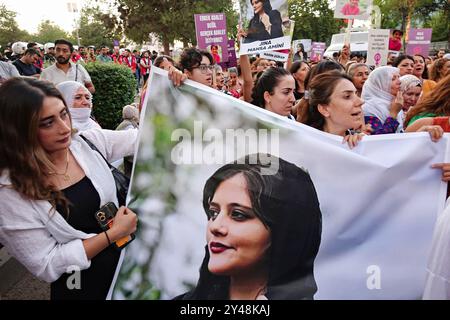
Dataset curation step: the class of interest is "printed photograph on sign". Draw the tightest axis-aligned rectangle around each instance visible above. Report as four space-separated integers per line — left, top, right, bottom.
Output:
239 0 292 55
310 42 326 62
109 67 448 300
292 39 311 62
334 0 372 20
194 13 229 63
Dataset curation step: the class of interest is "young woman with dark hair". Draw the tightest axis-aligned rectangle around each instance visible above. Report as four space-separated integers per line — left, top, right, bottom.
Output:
0 78 138 300
412 54 436 96
297 71 366 148
250 67 296 119
290 60 310 100
177 154 322 300
392 54 414 76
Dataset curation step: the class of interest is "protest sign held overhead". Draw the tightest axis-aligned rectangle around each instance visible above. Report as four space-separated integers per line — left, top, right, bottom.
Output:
195 13 229 63
239 0 292 55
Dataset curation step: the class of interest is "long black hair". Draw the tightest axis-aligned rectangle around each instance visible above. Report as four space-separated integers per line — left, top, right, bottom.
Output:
250 0 273 14
182 154 322 300
251 67 292 109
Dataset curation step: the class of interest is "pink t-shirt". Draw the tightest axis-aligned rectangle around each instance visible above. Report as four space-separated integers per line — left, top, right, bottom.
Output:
341 3 360 15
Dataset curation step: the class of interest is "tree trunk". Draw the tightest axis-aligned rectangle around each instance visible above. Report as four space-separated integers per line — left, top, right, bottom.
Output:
400 6 407 49
163 38 170 56
405 0 416 43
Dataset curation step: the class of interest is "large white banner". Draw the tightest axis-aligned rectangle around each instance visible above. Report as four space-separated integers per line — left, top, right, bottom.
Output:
110 67 448 300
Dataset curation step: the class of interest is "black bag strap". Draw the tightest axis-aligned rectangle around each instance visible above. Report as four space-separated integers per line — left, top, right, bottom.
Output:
75 64 78 82
79 135 114 170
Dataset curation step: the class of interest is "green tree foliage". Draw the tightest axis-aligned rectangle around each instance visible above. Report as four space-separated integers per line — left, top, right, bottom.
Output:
34 20 73 44
373 0 449 41
76 6 123 47
424 10 450 42
0 4 31 49
109 0 238 54
288 0 345 44
84 62 136 129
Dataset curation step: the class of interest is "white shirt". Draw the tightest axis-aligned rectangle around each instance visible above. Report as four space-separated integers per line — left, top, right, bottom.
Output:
0 128 138 282
0 61 20 80
40 61 92 86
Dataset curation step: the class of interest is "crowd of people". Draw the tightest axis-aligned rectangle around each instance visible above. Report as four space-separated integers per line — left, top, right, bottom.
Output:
0 28 449 300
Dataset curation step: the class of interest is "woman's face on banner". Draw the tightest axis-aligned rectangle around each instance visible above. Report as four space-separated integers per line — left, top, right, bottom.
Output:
252 0 264 15
206 173 271 277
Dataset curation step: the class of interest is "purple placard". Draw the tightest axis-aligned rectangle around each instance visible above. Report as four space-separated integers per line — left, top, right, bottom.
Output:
194 13 229 63
219 39 237 69
113 40 120 47
311 42 326 62
406 28 432 56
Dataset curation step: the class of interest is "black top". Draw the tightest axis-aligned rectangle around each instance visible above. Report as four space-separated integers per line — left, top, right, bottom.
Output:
244 10 284 43
51 176 120 300
12 59 41 76
294 90 305 101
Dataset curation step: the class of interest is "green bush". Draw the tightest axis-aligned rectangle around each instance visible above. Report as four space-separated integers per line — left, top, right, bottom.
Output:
84 62 136 129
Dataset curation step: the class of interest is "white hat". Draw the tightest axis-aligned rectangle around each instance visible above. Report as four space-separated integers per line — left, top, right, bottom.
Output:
11 42 27 55
443 53 450 60
44 42 55 53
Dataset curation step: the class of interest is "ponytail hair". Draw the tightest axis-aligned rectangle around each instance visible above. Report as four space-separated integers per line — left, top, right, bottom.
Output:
251 67 291 109
297 71 353 130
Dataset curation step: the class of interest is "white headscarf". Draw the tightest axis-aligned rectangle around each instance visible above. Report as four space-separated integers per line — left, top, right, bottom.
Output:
399 74 422 92
362 66 399 123
56 81 101 132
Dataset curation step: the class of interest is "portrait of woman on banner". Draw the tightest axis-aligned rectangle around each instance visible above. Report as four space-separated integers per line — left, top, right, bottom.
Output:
243 0 284 44
175 154 322 300
209 44 222 64
334 0 370 20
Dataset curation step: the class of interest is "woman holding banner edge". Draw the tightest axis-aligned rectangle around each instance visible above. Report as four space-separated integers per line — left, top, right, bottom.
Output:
0 78 138 300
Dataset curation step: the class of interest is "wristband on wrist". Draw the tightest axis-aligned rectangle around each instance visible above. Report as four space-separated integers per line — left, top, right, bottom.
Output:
104 230 111 246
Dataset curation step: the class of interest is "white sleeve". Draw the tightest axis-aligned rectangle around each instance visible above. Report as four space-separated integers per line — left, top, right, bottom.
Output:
0 188 91 282
79 64 92 83
81 128 138 163
39 69 49 81
9 64 20 77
